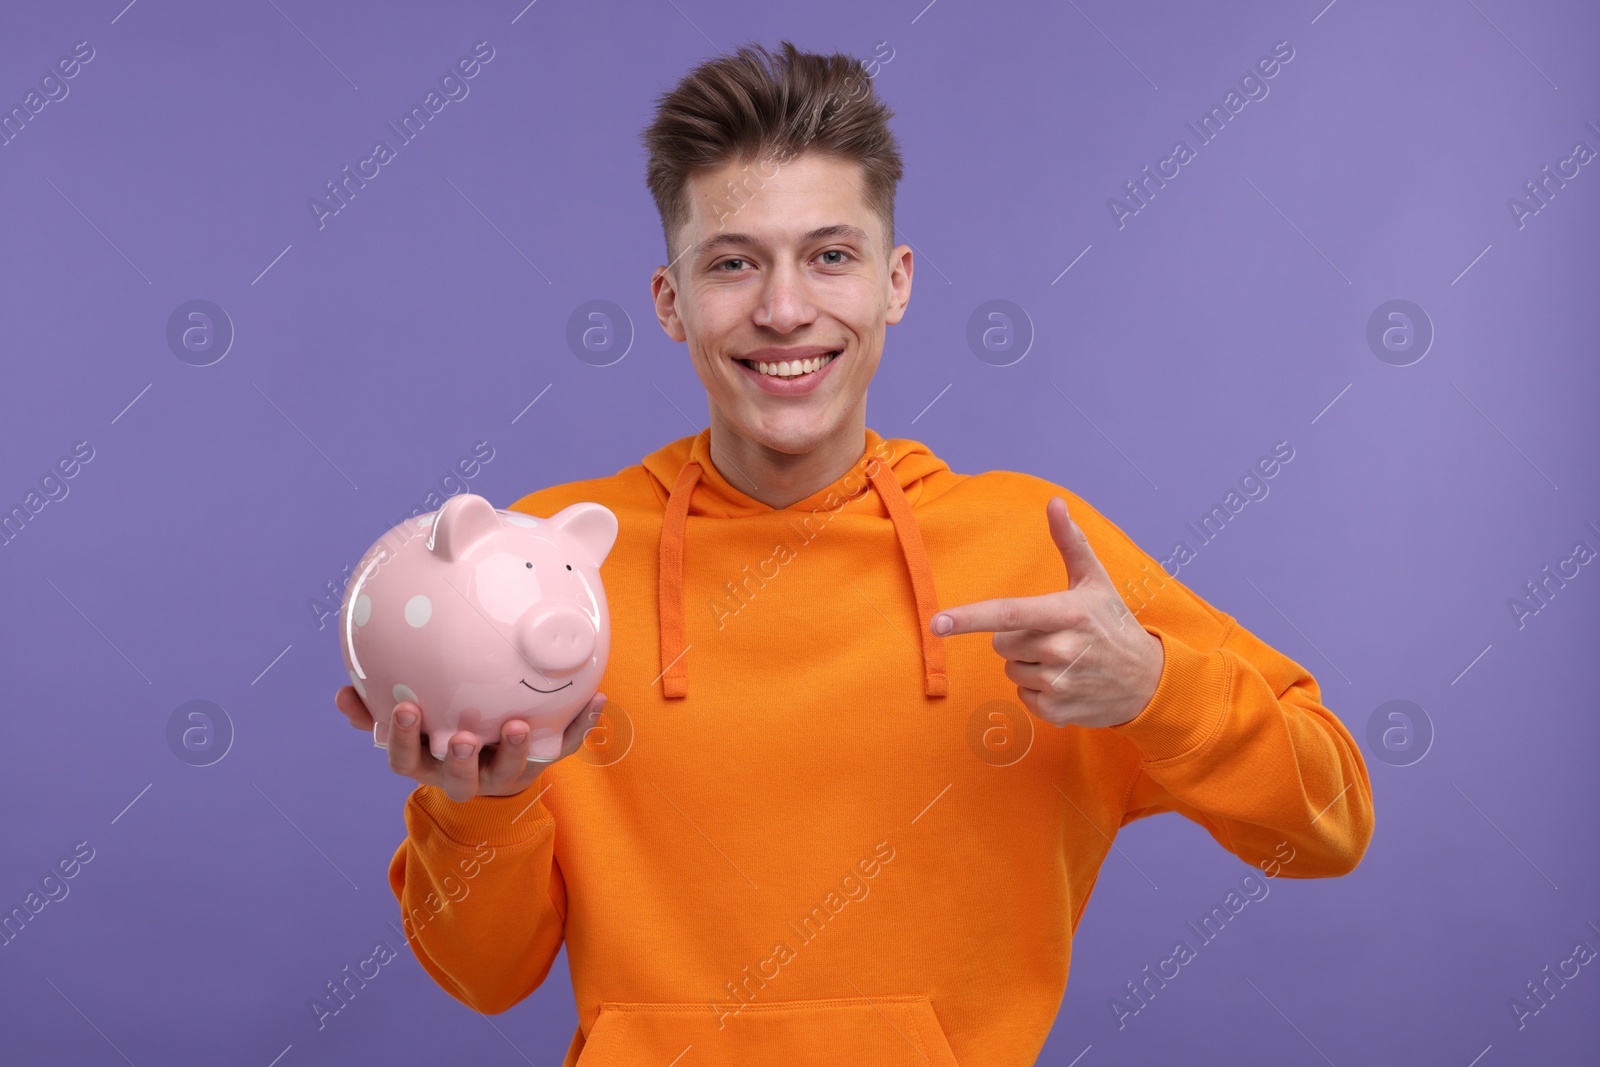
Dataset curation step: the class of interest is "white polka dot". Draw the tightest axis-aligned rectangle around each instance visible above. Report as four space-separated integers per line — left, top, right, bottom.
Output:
353 594 371 626
503 511 538 527
393 683 417 706
348 670 367 702
404 594 432 627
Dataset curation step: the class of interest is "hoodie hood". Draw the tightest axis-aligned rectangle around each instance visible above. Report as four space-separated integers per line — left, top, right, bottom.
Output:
641 426 953 700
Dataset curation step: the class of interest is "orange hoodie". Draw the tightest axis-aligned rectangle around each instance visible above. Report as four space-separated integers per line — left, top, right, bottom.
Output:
387 426 1374 1065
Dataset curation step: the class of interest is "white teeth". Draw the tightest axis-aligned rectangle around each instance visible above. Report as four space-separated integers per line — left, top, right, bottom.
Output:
747 353 836 378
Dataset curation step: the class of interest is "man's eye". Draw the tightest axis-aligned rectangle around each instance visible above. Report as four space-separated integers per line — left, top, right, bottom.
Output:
819 249 852 265
714 258 747 271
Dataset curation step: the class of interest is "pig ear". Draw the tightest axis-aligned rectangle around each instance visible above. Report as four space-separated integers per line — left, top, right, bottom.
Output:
430 493 500 562
549 503 619 568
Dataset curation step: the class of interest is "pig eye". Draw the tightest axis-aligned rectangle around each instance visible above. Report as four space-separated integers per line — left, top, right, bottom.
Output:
566 564 572 570
525 562 532 568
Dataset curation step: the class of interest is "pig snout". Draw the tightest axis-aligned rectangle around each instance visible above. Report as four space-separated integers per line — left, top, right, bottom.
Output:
518 605 596 676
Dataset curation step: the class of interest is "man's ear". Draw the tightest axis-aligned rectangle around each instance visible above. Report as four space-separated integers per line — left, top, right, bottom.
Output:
651 265 687 342
884 243 913 326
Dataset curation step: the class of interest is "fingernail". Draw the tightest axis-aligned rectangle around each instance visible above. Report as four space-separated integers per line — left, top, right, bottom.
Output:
504 727 527 746
932 614 952 635
395 709 417 727
452 742 474 760
373 722 389 747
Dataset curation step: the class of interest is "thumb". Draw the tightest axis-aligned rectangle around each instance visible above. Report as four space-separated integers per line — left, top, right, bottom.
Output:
1048 496 1104 590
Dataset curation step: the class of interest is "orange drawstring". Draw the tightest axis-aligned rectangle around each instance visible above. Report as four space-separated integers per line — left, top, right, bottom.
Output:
867 460 949 698
657 460 702 699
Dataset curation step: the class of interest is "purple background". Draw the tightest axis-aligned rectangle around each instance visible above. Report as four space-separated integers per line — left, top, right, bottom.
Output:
3 0 1597 1063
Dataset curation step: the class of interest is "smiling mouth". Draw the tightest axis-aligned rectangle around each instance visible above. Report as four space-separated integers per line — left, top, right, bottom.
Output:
736 350 841 379
520 679 574 693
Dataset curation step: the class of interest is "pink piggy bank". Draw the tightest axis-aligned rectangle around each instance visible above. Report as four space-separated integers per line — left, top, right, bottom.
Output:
338 492 617 762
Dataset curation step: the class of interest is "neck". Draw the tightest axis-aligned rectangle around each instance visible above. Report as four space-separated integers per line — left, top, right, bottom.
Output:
706 408 869 510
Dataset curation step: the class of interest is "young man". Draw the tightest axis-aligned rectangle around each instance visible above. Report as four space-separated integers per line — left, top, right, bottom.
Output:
335 41 1373 1065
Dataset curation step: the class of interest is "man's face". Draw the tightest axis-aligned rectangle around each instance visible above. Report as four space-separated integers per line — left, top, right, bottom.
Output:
650 152 913 455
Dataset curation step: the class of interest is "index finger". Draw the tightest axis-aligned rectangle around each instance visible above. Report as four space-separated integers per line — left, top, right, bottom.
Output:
932 594 1061 637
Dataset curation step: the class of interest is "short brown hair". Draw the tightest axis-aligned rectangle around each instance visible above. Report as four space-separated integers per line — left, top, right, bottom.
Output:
640 40 903 271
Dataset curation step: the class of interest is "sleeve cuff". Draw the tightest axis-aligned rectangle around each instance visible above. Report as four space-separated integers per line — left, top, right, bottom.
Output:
1108 625 1229 763
408 780 556 850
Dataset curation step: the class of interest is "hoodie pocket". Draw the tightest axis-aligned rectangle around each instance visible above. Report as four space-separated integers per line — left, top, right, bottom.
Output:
577 993 961 1065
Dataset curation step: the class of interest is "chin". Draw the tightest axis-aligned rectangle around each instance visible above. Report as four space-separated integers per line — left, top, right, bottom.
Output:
735 409 836 453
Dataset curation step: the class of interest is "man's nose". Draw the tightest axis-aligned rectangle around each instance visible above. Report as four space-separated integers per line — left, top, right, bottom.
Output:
754 262 815 332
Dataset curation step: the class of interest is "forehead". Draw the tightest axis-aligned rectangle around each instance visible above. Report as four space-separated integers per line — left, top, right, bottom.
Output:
679 152 876 246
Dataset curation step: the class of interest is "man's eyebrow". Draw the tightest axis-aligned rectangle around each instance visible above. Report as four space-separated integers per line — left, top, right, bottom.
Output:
693 224 871 260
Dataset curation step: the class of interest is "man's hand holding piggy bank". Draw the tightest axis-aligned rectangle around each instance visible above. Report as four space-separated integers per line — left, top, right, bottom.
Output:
331 493 617 801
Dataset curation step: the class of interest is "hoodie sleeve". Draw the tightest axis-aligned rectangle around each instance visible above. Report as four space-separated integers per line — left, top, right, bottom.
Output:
387 782 568 1013
1065 494 1375 879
